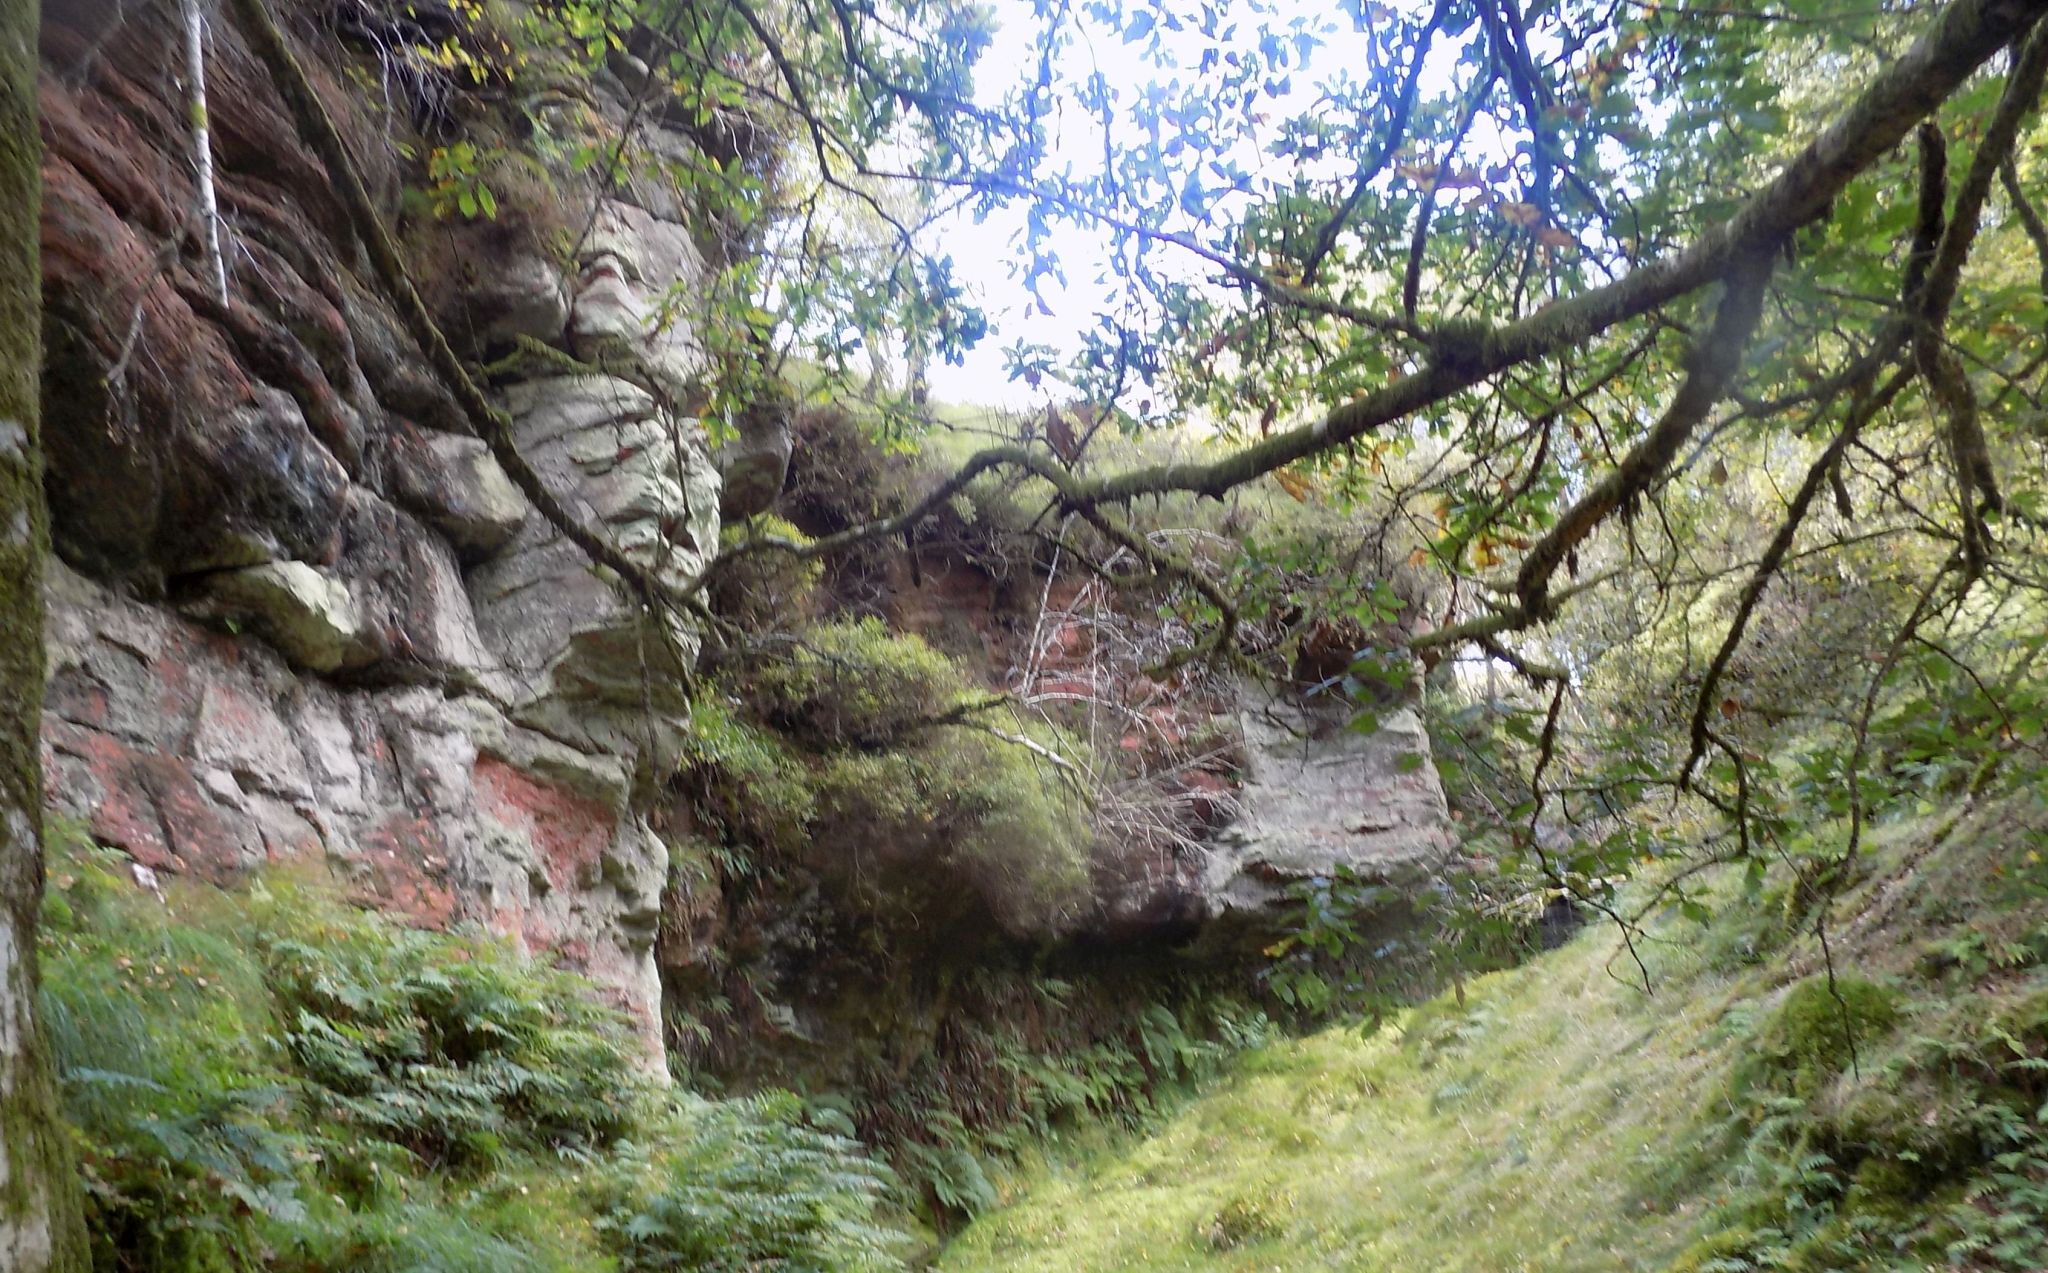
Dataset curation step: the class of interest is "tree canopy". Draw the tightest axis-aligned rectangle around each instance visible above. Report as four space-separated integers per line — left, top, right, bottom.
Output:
244 0 2048 942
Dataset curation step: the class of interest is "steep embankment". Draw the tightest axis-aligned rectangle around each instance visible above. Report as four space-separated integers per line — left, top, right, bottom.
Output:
944 792 2048 1273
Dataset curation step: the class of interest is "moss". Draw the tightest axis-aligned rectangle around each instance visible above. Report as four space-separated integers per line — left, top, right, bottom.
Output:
1844 1155 1921 1212
1744 975 1900 1097
807 723 1092 938
678 695 816 854
0 0 90 1259
1199 1187 1290 1250
746 619 970 748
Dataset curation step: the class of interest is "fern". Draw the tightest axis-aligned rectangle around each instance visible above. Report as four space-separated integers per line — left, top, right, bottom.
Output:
594 1094 906 1271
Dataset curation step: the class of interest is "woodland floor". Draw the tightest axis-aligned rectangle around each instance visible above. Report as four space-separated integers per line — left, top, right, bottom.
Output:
943 793 2048 1272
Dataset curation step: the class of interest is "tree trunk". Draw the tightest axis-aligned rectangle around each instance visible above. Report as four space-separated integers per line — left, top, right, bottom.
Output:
0 0 88 1266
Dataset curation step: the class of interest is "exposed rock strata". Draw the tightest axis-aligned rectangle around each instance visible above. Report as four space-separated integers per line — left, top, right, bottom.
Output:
29 0 1456 1084
32 0 722 1065
1203 684 1454 916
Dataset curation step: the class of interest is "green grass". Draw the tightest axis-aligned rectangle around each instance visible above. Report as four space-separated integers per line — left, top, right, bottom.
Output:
942 791 2048 1273
941 919 1741 1272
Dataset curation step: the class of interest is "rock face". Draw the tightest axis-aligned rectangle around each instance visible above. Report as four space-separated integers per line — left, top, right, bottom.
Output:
31 0 724 1067
1080 681 1454 941
1202 683 1453 917
29 0 1456 1089
42 563 675 1061
958 567 1455 943
469 375 717 758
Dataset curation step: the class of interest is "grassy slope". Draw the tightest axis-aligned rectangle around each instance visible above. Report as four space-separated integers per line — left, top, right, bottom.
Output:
942 913 1739 1272
943 792 2048 1273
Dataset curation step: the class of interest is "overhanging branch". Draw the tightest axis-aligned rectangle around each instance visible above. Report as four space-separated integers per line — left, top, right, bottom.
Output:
1514 251 1776 619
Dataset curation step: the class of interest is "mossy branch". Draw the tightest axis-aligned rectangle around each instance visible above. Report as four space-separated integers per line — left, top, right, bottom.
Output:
716 0 2033 665
225 0 692 619
1909 18 2048 576
1513 251 1775 620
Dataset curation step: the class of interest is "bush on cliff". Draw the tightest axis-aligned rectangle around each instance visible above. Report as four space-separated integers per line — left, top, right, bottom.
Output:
810 720 1092 937
749 617 971 748
691 618 1095 938
712 515 824 628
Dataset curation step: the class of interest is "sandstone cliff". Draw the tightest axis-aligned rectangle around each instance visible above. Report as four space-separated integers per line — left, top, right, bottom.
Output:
31 0 1454 1080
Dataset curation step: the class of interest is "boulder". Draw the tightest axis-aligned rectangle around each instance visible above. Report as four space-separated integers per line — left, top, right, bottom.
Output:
568 198 708 400
718 400 793 521
199 561 374 674
1200 681 1453 919
381 425 528 560
465 253 570 348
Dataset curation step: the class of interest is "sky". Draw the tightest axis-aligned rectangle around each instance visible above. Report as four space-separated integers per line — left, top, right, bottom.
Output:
920 0 1418 411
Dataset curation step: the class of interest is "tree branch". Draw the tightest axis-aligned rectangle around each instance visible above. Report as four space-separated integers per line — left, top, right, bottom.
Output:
1302 0 1454 284
1056 0 2039 509
1912 20 2048 574
1999 156 2048 303
1514 251 1776 618
1681 363 1913 785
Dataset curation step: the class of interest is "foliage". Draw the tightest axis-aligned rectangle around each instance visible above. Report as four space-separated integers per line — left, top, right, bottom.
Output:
712 514 823 627
36 827 914 1272
422 141 501 221
748 618 969 747
676 693 816 857
262 905 644 1173
943 792 2048 1273
692 619 1094 937
550 0 2048 980
592 1093 906 1272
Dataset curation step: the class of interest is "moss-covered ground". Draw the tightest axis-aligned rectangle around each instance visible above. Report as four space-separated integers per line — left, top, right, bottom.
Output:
942 790 2048 1273
943 908 1738 1271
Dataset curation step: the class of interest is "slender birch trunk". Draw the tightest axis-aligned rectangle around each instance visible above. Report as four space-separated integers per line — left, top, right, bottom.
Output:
184 0 227 302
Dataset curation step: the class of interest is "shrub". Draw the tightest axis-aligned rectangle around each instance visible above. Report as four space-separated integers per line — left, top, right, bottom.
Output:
702 618 1095 936
593 1092 906 1272
712 514 823 627
747 619 968 747
942 725 1094 936
676 694 816 856
809 722 1093 938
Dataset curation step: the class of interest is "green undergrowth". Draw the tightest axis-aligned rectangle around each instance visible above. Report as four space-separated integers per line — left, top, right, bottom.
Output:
685 617 1094 940
38 824 910 1272
942 790 2048 1272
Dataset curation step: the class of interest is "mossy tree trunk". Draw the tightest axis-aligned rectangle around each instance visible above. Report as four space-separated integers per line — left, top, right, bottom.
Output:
0 1 87 1267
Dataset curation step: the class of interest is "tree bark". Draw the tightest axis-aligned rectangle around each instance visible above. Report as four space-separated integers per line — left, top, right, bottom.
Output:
0 0 88 1266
